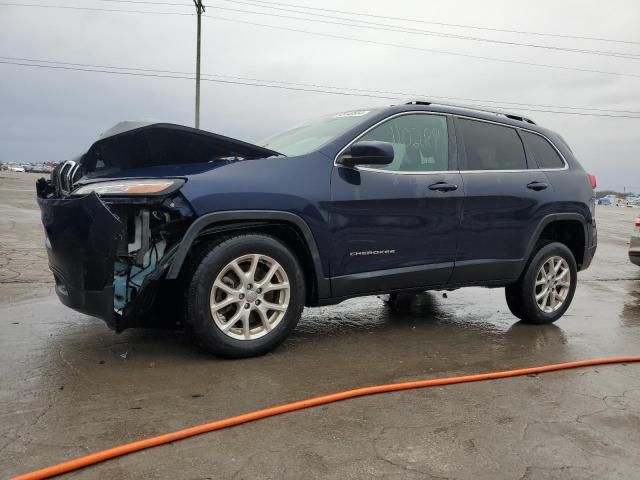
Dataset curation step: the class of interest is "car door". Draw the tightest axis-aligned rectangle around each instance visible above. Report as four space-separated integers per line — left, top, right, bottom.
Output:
329 112 464 297
450 116 555 284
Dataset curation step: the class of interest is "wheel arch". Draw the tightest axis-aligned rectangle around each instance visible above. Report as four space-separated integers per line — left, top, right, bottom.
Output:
525 213 588 270
165 210 330 304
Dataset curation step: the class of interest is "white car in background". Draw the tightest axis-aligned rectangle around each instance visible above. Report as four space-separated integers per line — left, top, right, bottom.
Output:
8 166 25 172
630 217 640 266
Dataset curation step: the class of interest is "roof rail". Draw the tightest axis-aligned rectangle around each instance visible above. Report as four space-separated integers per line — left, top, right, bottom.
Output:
502 113 536 125
405 100 432 106
403 99 536 125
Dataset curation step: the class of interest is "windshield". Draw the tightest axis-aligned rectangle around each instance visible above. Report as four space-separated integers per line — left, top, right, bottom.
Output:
260 109 378 156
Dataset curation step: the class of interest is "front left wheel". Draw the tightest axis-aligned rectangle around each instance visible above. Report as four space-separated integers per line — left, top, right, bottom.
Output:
185 234 305 358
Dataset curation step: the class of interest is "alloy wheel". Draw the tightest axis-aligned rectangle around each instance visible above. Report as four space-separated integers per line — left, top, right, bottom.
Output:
209 254 290 340
534 256 571 313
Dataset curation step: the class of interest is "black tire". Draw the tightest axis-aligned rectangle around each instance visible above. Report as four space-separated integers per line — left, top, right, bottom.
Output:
185 234 305 358
504 286 525 320
504 242 577 325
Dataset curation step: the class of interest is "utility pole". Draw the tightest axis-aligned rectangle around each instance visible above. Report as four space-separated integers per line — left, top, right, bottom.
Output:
193 1 205 129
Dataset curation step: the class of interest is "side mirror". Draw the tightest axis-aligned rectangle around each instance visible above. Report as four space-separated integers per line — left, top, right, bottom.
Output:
337 141 394 168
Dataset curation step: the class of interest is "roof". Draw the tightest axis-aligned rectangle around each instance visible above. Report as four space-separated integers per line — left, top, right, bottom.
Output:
400 99 536 125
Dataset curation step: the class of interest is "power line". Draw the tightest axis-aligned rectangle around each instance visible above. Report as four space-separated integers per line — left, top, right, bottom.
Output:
0 2 193 15
2 58 639 118
235 0 640 47
7 1 639 60
2 55 639 115
205 15 640 79
17 0 640 51
0 59 404 98
4 2 640 77
95 0 191 5
211 0 640 60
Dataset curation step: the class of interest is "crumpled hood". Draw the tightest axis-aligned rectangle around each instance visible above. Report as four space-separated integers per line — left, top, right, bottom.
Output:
82 122 281 175
48 122 282 196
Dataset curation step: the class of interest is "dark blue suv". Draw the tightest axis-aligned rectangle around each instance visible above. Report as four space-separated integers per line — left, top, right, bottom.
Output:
37 101 597 357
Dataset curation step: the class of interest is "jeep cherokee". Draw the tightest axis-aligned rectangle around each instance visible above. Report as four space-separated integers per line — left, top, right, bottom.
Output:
36 101 597 357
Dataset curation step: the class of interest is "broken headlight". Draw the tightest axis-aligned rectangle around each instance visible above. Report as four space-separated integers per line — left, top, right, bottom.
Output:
72 178 185 197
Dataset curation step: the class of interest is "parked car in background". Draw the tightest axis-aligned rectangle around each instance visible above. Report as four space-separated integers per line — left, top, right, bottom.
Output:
25 164 55 174
630 217 640 266
598 198 612 206
8 166 26 172
36 101 597 357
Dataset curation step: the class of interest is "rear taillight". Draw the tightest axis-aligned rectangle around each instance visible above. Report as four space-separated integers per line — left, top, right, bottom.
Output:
588 174 597 189
635 218 640 228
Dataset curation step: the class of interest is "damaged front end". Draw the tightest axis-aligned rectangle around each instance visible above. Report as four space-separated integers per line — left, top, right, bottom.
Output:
37 122 278 330
37 175 194 331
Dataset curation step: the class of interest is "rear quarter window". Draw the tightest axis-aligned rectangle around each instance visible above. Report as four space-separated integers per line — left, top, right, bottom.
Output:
458 119 527 171
521 131 565 169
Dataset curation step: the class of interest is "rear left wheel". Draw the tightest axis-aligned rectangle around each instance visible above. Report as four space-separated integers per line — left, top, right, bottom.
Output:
505 242 577 325
185 234 305 358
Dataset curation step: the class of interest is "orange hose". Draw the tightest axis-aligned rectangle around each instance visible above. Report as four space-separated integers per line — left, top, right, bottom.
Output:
10 356 640 480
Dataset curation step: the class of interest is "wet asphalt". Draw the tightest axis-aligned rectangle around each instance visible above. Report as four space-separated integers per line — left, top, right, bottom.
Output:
1 173 639 479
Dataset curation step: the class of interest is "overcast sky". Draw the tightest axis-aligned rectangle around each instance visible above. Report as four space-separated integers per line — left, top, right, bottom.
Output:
1 0 639 191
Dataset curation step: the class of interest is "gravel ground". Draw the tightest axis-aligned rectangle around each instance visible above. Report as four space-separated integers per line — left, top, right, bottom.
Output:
0 172 54 304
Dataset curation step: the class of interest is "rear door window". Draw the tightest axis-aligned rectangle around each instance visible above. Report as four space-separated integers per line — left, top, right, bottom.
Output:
521 131 565 169
458 119 527 171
